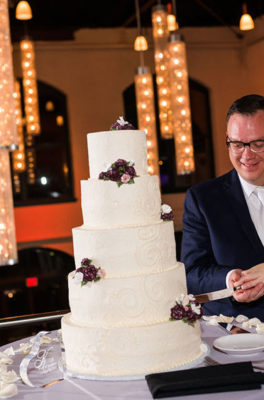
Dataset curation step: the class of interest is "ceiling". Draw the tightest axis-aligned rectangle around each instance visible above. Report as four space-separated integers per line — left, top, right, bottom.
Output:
8 0 264 42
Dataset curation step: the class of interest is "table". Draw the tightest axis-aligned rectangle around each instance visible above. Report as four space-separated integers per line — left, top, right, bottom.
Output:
1 321 264 400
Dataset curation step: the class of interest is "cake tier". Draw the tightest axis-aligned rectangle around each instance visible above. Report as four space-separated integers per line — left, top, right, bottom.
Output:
61 314 202 377
87 130 147 179
81 175 161 227
72 221 176 277
68 262 186 327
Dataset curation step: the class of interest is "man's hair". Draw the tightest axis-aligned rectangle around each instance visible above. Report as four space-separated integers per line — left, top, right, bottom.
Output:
226 94 264 123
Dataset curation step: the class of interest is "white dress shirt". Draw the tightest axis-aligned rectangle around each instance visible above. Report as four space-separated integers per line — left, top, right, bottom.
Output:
226 174 264 287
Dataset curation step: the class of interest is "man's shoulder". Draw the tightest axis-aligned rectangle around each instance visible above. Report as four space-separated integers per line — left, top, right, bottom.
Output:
187 170 237 199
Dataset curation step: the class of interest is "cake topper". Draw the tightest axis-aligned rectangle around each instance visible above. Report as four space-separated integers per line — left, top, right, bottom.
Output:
110 116 135 130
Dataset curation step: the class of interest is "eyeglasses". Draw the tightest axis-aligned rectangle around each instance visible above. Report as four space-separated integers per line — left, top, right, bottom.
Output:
226 137 264 154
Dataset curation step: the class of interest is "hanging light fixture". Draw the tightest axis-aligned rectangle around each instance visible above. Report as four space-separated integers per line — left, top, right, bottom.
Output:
152 4 173 139
0 0 18 148
20 38 41 135
12 80 26 174
239 3 254 31
134 0 148 52
15 0 32 20
168 33 195 174
0 0 18 266
134 0 159 176
135 67 159 175
0 150 17 265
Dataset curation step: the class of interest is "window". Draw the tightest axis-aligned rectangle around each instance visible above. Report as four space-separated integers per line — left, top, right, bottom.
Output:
123 77 215 193
11 80 75 206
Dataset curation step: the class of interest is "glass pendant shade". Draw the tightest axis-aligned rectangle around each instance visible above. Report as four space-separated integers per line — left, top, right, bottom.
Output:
135 66 159 176
240 3 254 31
15 1 32 20
134 35 148 51
0 149 18 266
168 33 195 175
0 0 18 149
239 13 254 31
167 14 178 31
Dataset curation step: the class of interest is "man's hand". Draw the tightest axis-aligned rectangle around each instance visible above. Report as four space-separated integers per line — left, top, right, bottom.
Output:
234 263 264 290
231 264 264 303
233 282 264 303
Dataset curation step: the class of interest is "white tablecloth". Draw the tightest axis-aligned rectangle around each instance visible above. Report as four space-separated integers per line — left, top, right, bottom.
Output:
1 322 264 400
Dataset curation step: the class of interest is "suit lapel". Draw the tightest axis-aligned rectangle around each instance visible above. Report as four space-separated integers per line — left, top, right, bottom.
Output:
222 169 264 253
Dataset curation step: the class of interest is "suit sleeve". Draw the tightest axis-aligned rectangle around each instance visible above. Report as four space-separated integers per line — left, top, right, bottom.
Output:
181 187 232 294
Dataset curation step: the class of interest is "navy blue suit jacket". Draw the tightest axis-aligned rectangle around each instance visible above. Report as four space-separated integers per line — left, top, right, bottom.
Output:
181 169 264 320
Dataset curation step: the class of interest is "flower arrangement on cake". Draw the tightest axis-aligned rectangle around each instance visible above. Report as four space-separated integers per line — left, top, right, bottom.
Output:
73 258 105 286
110 116 135 130
170 294 202 327
99 159 137 187
161 204 174 221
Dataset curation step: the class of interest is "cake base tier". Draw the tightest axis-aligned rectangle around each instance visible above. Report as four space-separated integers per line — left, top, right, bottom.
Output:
61 314 202 377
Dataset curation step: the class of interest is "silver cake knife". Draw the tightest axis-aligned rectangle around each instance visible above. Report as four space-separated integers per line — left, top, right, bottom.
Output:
194 287 241 303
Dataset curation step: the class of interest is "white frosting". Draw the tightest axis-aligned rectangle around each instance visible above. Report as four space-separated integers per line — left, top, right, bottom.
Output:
62 315 202 377
61 127 202 377
87 130 147 179
68 263 186 327
72 221 176 277
81 176 161 227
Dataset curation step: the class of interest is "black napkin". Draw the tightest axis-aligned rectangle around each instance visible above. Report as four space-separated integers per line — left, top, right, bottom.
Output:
146 362 264 398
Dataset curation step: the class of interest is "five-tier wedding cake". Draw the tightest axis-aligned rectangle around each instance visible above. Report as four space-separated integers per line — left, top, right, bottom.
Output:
61 118 203 378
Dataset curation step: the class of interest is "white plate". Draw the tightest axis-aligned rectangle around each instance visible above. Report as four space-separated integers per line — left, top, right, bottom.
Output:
213 333 264 355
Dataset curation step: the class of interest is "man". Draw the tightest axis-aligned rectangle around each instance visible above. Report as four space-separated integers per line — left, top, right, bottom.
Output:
181 94 264 319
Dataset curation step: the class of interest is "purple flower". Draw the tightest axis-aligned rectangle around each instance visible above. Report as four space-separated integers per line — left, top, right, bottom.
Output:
82 265 98 282
161 211 174 221
81 258 91 266
99 171 107 179
170 295 202 326
125 166 136 177
110 122 135 130
108 167 121 182
114 159 127 168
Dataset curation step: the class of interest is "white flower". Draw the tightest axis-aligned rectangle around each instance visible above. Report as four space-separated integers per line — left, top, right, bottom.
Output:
19 342 32 355
2 349 14 358
105 163 112 171
161 204 172 214
73 271 83 285
191 303 201 315
0 365 7 375
188 294 195 302
0 370 19 384
256 323 264 334
0 353 12 366
182 295 190 307
40 336 52 345
128 160 135 166
235 314 248 323
117 116 127 126
0 383 18 398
